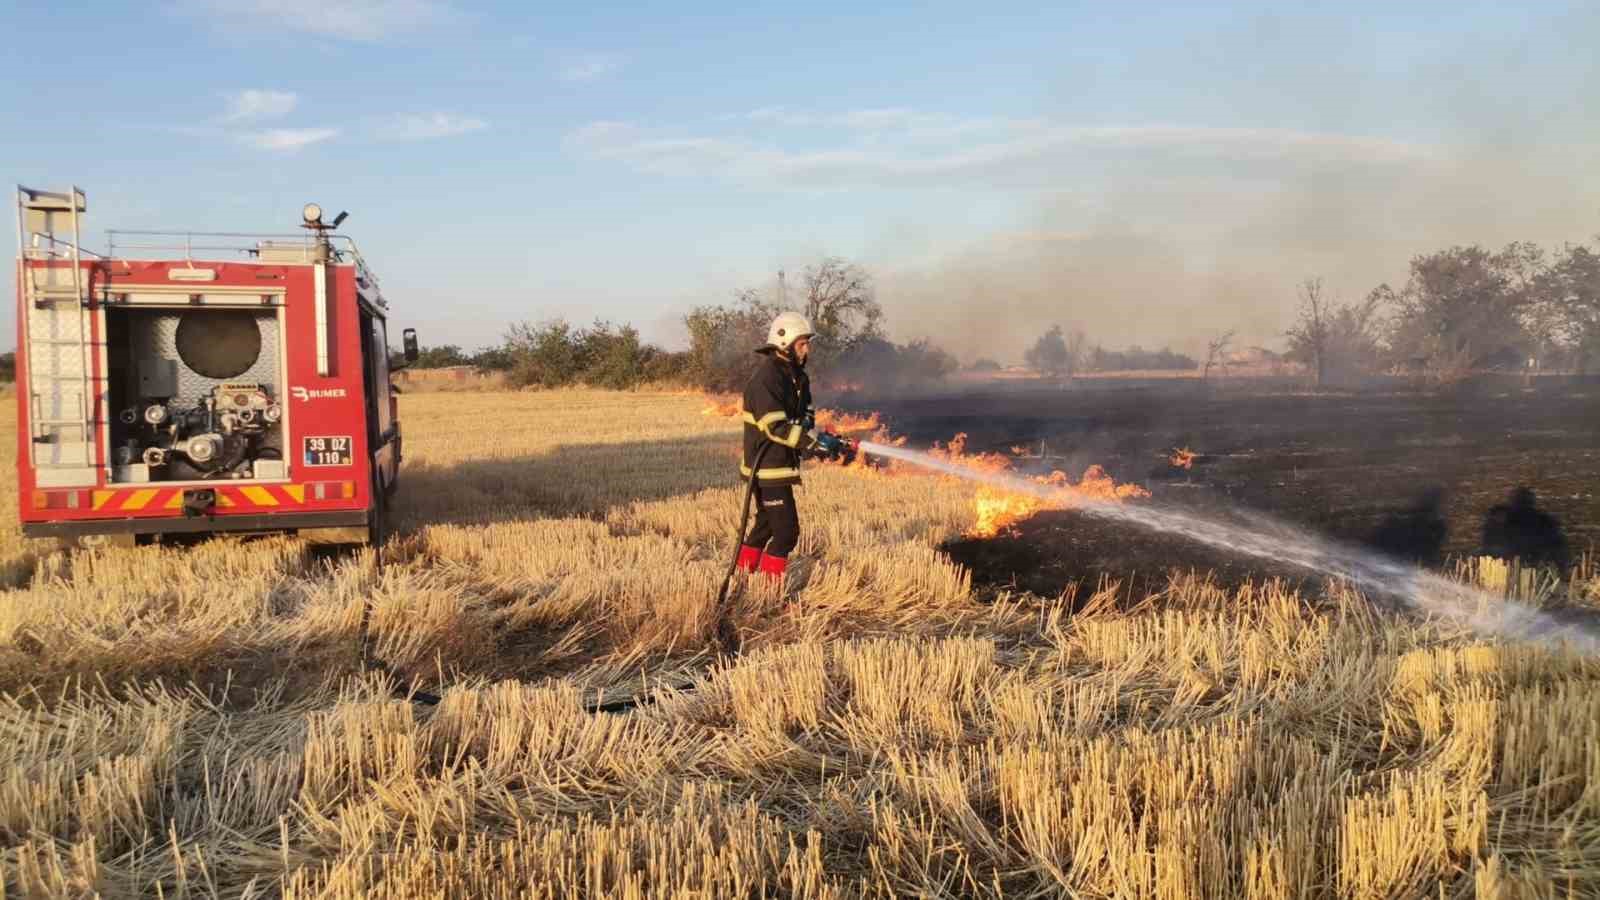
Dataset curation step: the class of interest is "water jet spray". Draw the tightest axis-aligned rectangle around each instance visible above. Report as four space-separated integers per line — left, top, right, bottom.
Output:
859 441 1600 655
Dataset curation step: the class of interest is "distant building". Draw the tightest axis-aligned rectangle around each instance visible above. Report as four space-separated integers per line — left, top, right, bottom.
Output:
1222 346 1282 366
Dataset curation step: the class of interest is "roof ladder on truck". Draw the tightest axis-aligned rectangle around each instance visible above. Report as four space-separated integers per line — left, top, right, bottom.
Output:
15 186 100 486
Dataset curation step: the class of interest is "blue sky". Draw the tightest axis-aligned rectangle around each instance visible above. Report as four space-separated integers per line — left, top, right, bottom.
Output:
5 1 1597 360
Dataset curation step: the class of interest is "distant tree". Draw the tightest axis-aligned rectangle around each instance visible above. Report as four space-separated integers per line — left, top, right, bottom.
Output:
1288 279 1387 387
828 336 959 390
470 344 515 372
1063 328 1089 377
576 320 658 389
797 257 884 371
504 319 584 388
1202 330 1236 382
896 338 959 381
414 344 469 368
1286 278 1333 387
1523 267 1571 371
831 337 898 389
1085 344 1105 371
684 257 884 391
1385 244 1535 377
1154 347 1199 370
684 291 775 391
499 319 664 389
1086 344 1197 372
2 350 18 382
969 357 1003 372
1025 325 1071 378
1329 292 1386 375
642 349 693 385
1535 241 1600 372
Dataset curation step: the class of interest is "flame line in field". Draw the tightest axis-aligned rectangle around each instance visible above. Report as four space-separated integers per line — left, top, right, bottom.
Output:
858 440 1600 655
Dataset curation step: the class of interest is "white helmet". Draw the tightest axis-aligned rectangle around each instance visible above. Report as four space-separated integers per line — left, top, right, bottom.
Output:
765 311 815 352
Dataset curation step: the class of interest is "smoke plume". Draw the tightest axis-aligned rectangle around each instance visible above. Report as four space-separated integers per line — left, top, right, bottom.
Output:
869 9 1600 363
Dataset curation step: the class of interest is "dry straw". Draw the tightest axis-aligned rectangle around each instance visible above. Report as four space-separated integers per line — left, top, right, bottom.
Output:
1 389 1597 898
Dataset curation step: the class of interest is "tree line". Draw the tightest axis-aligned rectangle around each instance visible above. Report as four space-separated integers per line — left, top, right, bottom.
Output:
1022 325 1200 378
410 258 962 392
1 238 1588 391
1287 239 1600 385
393 235 1600 392
1018 236 1600 386
408 256 1209 392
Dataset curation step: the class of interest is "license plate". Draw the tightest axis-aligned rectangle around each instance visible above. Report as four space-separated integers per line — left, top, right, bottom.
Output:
302 435 353 467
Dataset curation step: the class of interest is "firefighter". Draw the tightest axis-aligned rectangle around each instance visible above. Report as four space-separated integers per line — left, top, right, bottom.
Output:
736 312 852 581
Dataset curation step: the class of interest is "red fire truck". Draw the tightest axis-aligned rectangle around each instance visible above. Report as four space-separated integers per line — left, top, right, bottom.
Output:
14 186 419 546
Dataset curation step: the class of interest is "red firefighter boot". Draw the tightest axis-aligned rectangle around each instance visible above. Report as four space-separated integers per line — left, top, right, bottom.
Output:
736 545 763 574
757 553 788 582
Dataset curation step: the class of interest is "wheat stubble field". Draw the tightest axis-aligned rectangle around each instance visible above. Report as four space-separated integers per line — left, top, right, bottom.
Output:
2 388 1598 899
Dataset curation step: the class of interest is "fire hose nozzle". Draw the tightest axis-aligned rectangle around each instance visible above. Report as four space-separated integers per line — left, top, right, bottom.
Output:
815 431 860 464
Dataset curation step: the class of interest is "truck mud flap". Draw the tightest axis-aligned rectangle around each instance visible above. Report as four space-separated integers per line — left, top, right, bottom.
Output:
22 509 368 539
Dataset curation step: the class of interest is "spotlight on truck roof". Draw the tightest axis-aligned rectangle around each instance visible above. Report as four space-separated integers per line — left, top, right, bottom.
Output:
302 202 323 226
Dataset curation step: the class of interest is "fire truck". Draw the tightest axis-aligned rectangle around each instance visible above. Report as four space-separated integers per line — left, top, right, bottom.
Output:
14 185 419 547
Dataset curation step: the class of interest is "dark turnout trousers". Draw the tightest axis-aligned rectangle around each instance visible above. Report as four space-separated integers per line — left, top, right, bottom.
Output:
743 483 799 559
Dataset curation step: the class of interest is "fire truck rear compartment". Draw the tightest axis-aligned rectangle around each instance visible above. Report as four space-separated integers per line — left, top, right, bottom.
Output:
104 305 287 484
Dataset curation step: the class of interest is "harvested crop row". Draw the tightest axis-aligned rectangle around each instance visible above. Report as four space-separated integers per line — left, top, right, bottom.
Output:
2 390 1597 898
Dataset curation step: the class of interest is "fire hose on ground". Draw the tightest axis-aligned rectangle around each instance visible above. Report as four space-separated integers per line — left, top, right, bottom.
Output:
711 438 774 653
358 441 773 712
365 429 861 712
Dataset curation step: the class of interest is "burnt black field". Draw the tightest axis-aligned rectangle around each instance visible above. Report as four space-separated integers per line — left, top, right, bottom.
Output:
833 376 1600 599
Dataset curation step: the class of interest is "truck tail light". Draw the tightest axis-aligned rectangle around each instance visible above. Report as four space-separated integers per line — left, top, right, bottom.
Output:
308 481 356 500
30 491 85 510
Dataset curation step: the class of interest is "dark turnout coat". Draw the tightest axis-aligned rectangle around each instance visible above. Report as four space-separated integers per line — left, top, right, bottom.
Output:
740 352 818 486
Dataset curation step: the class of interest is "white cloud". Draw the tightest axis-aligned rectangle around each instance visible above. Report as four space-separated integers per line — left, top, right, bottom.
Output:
745 107 1049 140
175 94 339 150
181 0 455 41
558 53 624 83
221 89 297 122
378 113 487 140
566 110 1442 186
240 127 339 151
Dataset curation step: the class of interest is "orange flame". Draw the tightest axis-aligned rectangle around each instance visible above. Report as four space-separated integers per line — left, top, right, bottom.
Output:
863 429 1149 535
815 409 881 434
973 488 1045 538
1170 447 1197 470
701 395 742 418
928 432 1012 473
968 465 1150 538
695 403 1146 535
816 408 905 454
1072 464 1152 503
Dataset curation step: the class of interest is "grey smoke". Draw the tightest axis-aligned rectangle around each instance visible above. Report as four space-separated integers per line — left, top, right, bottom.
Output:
870 8 1600 362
